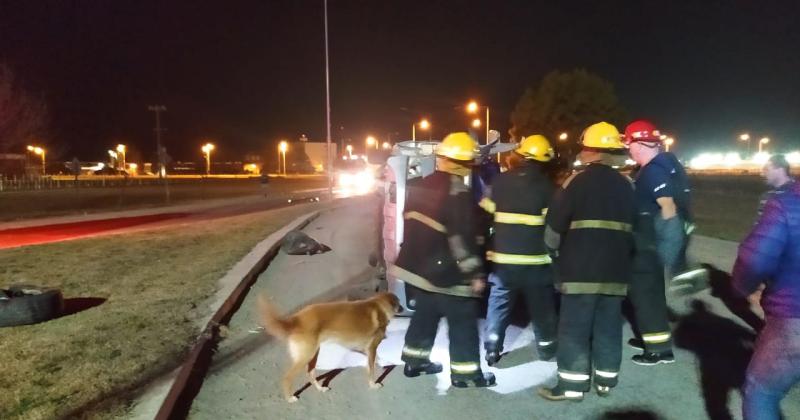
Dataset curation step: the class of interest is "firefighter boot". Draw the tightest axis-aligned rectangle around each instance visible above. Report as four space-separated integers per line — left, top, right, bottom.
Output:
403 361 443 377
451 372 497 388
537 385 584 402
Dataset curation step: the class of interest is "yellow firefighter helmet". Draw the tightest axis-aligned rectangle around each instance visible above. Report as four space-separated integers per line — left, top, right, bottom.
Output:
437 132 478 161
516 135 555 162
580 122 625 150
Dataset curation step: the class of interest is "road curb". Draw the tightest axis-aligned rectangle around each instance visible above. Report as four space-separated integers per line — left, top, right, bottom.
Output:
133 208 322 420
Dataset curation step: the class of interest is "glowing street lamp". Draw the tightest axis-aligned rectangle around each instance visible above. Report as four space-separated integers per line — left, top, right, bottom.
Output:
28 145 45 175
740 133 752 156
279 140 288 175
116 144 126 170
665 137 675 152
471 118 482 129
107 149 118 170
466 100 490 144
412 119 431 141
382 141 391 150
366 136 377 150
759 137 770 153
201 143 215 175
559 132 568 142
346 144 354 158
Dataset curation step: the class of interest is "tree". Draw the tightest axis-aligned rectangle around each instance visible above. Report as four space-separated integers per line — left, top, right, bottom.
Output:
510 69 627 158
0 63 49 152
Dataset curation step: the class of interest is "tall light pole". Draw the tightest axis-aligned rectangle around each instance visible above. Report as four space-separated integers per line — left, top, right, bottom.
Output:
759 137 770 153
665 137 675 152
116 144 126 170
279 141 288 175
413 119 430 141
148 105 167 176
201 143 215 175
467 100 490 144
739 133 751 157
28 145 45 176
324 0 333 197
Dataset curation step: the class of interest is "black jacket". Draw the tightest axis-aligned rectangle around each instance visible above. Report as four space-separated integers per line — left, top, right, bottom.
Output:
482 160 554 270
545 163 636 295
391 171 485 297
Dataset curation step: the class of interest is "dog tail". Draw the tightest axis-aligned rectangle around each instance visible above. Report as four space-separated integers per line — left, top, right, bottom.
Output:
257 295 292 339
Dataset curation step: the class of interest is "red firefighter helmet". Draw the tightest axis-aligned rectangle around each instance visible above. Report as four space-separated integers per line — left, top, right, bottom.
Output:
624 120 662 144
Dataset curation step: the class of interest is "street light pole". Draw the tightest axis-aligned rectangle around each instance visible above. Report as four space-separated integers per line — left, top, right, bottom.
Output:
324 0 333 198
148 105 166 176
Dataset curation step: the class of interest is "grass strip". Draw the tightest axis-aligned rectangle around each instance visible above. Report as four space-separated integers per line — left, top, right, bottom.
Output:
0 201 323 419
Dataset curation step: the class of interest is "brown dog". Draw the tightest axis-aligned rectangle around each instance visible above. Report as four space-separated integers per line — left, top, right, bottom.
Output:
257 292 401 402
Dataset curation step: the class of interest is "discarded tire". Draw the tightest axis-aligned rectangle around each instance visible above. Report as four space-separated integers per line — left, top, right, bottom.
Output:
0 285 64 327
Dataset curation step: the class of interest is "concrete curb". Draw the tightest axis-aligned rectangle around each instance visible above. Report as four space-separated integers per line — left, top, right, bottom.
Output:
126 208 322 420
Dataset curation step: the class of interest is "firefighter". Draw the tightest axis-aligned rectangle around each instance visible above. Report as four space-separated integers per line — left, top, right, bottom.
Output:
538 122 636 401
390 132 496 388
480 134 559 366
623 119 694 365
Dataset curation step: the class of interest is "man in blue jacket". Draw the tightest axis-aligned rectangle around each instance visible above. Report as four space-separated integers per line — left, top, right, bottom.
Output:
732 181 800 419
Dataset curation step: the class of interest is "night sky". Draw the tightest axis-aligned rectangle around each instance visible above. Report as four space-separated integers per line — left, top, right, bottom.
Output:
1 0 799 162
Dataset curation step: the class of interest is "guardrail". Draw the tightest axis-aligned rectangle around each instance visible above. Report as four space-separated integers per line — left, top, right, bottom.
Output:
0 174 327 192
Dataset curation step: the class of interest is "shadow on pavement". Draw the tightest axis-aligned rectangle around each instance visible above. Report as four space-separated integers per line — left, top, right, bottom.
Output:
596 409 664 419
705 264 764 333
674 299 756 420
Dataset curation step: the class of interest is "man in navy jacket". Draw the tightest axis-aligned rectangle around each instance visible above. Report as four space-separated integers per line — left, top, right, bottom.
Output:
732 181 800 419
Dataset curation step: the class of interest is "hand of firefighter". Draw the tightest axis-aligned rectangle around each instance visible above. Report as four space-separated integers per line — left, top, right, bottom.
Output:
471 278 487 294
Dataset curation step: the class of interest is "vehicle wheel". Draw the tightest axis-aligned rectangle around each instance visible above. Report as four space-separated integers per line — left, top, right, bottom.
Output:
0 285 64 327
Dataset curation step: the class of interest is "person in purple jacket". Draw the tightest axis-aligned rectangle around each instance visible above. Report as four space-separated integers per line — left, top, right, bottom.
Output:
732 180 800 419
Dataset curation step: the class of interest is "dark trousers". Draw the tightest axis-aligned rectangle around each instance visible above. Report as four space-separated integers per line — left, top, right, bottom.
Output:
629 247 673 353
484 265 558 353
402 287 483 379
556 294 624 392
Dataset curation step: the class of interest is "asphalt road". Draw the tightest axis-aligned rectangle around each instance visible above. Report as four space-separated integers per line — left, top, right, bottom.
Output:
0 177 331 249
187 195 799 420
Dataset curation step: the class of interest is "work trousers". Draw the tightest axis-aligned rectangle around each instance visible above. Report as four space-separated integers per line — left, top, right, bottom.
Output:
402 287 483 380
484 265 558 354
556 294 624 392
629 216 673 353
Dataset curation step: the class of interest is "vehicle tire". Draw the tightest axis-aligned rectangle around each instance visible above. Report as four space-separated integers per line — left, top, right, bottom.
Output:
0 286 64 328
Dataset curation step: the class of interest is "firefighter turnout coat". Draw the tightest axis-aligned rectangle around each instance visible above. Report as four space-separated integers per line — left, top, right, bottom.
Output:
390 171 485 297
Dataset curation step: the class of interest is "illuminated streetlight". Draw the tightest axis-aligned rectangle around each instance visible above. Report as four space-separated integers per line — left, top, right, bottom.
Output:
382 141 391 150
665 137 675 152
201 142 215 175
28 145 45 175
471 118 482 129
759 137 770 153
412 119 431 141
559 132 568 142
466 100 490 144
740 133 752 156
279 140 288 175
116 144 126 170
366 136 377 150
346 144 353 158
108 149 118 170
